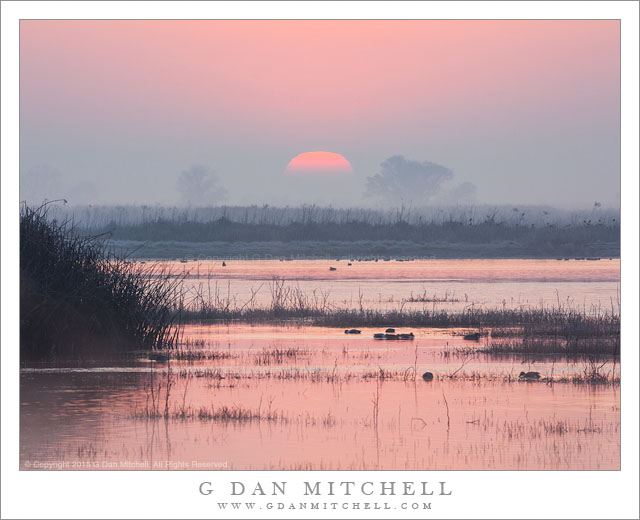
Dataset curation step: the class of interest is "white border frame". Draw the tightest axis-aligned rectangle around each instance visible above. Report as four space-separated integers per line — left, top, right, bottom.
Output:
2 2 638 519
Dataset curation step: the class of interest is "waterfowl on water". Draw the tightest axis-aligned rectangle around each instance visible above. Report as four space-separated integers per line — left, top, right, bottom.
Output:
385 328 396 333
329 267 337 271
344 329 361 334
149 353 170 362
222 261 227 267
463 332 481 341
373 332 414 340
519 371 541 380
422 372 434 381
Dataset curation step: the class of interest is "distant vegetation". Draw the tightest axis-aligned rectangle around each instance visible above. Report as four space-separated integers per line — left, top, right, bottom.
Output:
20 203 182 360
20 202 619 360
53 203 620 259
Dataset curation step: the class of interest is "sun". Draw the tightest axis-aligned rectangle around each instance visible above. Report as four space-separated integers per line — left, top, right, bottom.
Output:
285 151 354 176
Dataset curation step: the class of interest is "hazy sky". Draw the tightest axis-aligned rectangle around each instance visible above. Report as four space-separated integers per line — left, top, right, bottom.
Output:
20 20 620 208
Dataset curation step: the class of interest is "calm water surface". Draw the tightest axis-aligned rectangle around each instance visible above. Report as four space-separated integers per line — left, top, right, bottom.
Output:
20 259 620 470
169 258 619 312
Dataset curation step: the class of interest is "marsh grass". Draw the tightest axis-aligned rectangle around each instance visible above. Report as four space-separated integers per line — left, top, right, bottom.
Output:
178 276 333 320
164 361 619 386
253 347 310 365
62 203 620 259
170 276 620 360
189 404 280 422
171 349 234 361
135 401 281 422
20 203 184 360
480 337 620 357
176 279 618 346
406 289 462 303
310 306 620 333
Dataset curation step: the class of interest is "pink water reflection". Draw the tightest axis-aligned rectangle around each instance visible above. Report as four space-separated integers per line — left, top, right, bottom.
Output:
21 324 620 470
156 258 620 313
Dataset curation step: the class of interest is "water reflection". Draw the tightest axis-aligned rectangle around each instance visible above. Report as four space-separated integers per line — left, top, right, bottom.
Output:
155 258 620 313
21 324 619 470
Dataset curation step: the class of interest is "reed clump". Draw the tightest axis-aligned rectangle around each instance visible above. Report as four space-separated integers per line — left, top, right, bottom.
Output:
406 289 462 303
171 349 234 361
480 337 620 357
135 403 273 422
253 347 309 365
310 306 619 333
20 203 183 360
177 279 619 342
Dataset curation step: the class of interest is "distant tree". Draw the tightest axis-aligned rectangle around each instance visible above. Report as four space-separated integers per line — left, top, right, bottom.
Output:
176 164 228 205
364 155 454 205
21 164 97 204
443 181 477 205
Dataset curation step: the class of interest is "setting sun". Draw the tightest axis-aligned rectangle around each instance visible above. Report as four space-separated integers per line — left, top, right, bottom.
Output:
285 151 354 175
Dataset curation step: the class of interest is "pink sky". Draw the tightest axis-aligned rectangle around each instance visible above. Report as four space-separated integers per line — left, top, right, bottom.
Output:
20 20 620 206
21 20 619 134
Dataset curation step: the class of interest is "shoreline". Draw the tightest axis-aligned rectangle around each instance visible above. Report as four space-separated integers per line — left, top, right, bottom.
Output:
107 239 620 261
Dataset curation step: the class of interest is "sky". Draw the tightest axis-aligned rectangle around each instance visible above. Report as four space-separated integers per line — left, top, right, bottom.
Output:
20 20 620 208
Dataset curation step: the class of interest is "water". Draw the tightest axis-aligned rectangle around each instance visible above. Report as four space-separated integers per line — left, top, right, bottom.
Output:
20 259 620 470
170 258 619 312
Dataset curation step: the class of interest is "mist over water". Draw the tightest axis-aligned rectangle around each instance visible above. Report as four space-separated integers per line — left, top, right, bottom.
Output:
17 19 622 477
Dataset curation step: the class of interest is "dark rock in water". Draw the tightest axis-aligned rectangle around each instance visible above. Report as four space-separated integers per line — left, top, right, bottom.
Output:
149 353 169 362
519 371 541 380
422 372 434 381
463 332 481 341
385 328 396 333
345 329 361 334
